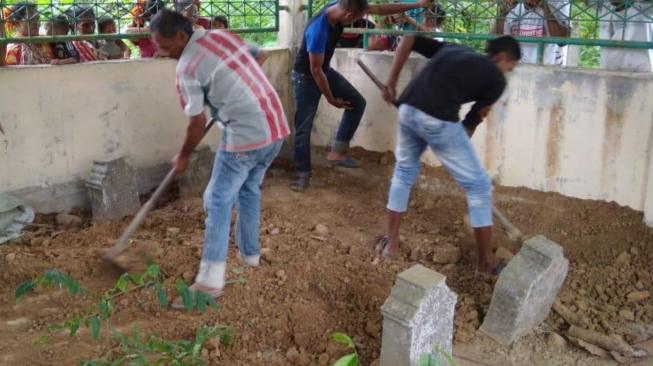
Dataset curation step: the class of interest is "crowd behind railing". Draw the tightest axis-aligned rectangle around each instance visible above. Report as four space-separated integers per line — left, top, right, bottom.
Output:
0 0 276 66
336 0 652 72
1 0 652 71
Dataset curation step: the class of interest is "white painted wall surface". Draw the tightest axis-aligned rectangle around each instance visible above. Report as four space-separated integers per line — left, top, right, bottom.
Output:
313 49 653 225
0 49 292 210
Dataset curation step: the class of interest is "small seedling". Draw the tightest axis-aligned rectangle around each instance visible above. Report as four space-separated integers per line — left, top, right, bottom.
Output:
15 269 81 301
14 264 219 344
82 324 233 365
330 332 359 366
174 280 220 314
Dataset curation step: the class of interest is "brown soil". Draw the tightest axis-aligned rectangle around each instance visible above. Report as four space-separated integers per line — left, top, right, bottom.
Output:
1 152 652 366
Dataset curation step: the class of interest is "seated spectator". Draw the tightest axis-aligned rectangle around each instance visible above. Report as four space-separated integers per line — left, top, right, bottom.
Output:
192 0 212 29
174 1 206 30
598 0 653 72
48 15 80 65
212 15 229 29
4 3 53 65
68 6 106 62
367 15 399 51
498 0 571 65
399 3 446 34
126 0 164 58
97 17 131 59
339 18 376 48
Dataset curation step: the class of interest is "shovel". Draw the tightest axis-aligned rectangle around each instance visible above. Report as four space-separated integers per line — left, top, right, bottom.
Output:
103 118 217 269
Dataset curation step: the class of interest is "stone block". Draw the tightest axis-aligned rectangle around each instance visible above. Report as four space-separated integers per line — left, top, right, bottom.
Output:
179 147 215 199
380 264 457 366
480 235 569 345
85 157 140 222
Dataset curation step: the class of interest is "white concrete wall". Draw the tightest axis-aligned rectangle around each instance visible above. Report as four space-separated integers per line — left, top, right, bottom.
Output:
314 49 653 226
0 48 292 212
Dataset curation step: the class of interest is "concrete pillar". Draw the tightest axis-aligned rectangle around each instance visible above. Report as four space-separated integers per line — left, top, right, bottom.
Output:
277 0 307 51
480 235 569 345
566 22 581 68
178 147 214 199
85 157 140 222
380 264 457 366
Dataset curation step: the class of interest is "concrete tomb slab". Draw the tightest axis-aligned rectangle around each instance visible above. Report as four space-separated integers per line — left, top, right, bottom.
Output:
85 157 140 222
380 264 457 366
480 235 569 345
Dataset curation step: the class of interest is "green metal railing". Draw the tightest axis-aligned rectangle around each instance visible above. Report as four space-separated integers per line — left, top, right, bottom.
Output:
0 0 278 44
309 0 653 66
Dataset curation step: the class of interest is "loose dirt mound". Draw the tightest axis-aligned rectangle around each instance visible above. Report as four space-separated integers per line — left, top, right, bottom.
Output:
1 154 652 365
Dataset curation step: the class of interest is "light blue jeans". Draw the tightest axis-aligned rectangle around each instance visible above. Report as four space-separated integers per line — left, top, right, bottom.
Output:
387 104 493 228
202 140 283 262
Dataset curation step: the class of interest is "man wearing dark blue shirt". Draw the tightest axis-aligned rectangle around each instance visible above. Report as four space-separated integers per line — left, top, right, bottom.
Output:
290 0 433 191
379 35 521 275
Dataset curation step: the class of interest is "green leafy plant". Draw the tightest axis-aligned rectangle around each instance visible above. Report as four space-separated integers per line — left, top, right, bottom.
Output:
330 332 360 366
15 269 81 301
174 280 219 314
15 264 218 343
418 346 457 366
81 324 233 366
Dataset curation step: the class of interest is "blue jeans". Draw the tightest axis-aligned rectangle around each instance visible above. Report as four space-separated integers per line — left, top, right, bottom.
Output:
292 69 366 173
202 140 283 262
387 105 493 228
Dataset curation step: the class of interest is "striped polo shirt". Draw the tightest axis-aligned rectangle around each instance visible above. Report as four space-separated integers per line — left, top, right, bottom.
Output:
176 30 289 152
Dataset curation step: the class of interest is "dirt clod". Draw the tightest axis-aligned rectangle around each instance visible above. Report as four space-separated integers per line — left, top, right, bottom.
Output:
432 243 461 264
55 214 82 227
314 224 329 236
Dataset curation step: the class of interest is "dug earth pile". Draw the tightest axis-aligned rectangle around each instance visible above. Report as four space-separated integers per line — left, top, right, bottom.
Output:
1 153 652 366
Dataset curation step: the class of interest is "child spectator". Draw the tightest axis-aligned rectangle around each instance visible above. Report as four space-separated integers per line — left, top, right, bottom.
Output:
97 17 131 59
126 0 164 57
174 1 206 30
68 6 106 62
212 15 229 29
4 3 53 65
49 15 80 65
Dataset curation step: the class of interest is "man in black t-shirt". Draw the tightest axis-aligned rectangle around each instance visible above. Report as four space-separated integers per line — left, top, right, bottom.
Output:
290 0 434 191
379 35 521 275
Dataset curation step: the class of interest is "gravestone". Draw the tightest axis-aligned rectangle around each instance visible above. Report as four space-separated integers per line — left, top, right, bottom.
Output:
480 235 569 345
380 264 457 366
179 147 215 198
85 157 140 222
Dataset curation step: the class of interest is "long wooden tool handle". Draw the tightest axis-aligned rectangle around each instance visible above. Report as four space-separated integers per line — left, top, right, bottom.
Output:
492 206 523 240
357 58 386 91
106 168 177 258
105 118 216 258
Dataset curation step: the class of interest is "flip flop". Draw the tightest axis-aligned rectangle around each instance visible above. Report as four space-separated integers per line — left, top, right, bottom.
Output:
492 262 507 276
289 175 310 192
377 235 398 260
171 283 224 310
328 157 359 169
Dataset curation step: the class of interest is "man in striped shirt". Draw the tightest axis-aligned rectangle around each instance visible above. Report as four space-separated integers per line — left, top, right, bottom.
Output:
150 9 289 306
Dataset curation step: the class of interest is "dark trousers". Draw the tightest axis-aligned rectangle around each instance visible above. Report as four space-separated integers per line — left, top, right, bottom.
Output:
292 69 366 174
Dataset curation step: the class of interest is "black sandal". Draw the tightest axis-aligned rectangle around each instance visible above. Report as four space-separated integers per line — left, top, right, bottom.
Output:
289 175 310 192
